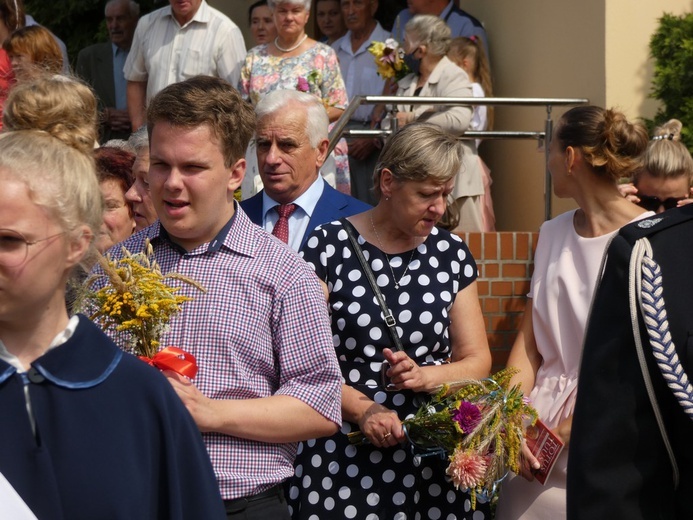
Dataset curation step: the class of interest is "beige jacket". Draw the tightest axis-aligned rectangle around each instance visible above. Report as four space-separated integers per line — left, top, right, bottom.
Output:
396 56 484 198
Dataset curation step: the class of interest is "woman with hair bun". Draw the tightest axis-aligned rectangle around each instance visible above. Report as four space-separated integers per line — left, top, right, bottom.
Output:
619 118 693 213
495 106 655 520
3 73 98 152
0 77 226 519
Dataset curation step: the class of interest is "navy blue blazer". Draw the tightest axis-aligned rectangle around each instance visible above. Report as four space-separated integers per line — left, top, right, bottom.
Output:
240 182 371 250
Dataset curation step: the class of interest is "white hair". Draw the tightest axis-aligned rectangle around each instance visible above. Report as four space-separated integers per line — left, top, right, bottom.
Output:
255 90 328 147
105 0 140 17
128 126 148 153
267 0 311 11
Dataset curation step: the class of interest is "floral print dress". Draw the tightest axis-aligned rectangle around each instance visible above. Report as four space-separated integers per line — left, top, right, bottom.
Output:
240 43 351 195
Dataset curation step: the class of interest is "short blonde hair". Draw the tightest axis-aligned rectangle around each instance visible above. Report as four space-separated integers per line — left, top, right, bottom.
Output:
3 74 98 155
373 122 463 198
633 119 693 185
405 15 451 57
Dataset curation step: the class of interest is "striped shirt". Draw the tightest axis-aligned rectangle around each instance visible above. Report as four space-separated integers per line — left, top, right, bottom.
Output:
124 0 246 102
91 206 342 499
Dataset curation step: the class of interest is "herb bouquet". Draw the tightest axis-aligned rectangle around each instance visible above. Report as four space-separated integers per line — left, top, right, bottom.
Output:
348 368 537 508
368 38 411 81
81 240 205 378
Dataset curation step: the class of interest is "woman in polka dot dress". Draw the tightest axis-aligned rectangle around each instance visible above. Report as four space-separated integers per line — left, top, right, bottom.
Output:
288 123 492 520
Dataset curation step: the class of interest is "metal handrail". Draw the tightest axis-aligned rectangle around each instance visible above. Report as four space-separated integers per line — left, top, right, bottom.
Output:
329 96 589 221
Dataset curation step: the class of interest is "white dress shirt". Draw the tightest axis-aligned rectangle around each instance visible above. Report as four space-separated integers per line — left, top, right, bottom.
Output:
124 0 246 102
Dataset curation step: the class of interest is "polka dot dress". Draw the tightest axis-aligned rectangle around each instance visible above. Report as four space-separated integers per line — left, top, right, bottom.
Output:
288 221 488 520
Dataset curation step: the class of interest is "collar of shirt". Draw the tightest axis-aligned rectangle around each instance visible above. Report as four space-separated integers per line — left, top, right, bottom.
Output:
149 202 253 256
261 176 325 251
0 315 79 374
163 0 212 28
439 0 455 20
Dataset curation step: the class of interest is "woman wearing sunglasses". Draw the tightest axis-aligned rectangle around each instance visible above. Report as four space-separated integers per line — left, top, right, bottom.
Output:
619 119 693 213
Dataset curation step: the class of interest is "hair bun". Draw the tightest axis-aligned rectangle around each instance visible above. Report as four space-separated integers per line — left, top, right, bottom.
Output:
2 74 98 156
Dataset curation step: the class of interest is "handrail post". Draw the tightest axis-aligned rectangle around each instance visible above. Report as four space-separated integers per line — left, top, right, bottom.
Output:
544 105 553 221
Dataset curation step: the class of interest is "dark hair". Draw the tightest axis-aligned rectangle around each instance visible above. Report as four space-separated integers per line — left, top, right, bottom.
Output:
95 146 135 196
248 0 268 24
555 106 648 181
0 0 24 32
147 75 256 168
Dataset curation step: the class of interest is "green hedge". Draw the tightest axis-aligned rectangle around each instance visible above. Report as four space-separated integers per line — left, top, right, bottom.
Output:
24 0 158 67
647 12 693 149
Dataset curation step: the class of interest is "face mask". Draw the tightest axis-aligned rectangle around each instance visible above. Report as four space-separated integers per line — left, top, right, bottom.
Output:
404 47 421 75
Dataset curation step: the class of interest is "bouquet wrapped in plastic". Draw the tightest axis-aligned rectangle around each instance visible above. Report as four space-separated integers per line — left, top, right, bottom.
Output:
348 368 537 508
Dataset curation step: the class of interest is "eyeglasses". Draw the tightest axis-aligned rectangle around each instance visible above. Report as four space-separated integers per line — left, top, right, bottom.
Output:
636 194 687 212
0 229 66 267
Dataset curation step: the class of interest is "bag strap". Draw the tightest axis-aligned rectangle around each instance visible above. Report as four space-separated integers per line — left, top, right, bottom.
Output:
340 218 404 352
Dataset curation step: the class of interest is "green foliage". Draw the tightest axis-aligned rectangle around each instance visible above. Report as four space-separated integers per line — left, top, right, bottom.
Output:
23 0 158 67
647 12 693 149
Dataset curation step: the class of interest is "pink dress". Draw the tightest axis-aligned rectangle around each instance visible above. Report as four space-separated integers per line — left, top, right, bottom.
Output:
495 209 653 520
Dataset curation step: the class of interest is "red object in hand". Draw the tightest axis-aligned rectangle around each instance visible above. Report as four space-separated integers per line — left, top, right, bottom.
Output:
139 346 198 379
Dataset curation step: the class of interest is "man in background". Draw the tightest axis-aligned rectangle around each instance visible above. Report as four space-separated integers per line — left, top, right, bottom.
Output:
76 0 139 142
124 0 246 130
391 0 489 63
241 90 370 251
332 0 389 205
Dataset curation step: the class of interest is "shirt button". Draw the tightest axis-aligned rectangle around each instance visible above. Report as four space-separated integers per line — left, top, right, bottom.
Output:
27 367 45 383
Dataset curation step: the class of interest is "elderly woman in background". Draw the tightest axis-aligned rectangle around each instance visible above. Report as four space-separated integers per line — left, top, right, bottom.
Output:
288 122 492 519
249 0 277 46
396 15 483 232
125 126 158 231
94 146 136 253
239 0 350 197
3 25 62 82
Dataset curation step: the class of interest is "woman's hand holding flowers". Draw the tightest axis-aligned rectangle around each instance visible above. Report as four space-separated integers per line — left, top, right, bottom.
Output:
358 401 404 448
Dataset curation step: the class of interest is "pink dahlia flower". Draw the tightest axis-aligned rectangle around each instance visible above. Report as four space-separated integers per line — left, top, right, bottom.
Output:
446 449 488 490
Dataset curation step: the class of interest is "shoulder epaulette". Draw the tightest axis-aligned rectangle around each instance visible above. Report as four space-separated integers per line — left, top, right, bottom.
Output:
619 204 693 246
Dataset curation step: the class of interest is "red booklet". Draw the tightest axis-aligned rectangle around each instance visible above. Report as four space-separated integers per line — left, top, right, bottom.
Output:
524 419 565 485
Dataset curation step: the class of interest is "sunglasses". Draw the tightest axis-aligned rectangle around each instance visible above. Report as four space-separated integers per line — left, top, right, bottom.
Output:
636 194 687 212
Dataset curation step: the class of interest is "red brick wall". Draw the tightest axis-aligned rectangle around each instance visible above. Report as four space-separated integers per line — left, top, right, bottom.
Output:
456 232 539 370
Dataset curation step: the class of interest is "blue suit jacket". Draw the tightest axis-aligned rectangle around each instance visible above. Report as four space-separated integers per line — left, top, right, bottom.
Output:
240 183 371 250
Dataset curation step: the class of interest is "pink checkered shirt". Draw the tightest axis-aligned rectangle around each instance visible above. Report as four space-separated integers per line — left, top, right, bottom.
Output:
90 206 342 500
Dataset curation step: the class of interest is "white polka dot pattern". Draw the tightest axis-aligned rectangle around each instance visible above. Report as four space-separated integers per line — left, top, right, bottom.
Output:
291 222 486 519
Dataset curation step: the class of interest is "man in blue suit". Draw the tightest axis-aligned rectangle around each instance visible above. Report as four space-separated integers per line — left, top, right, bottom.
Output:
241 90 371 251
